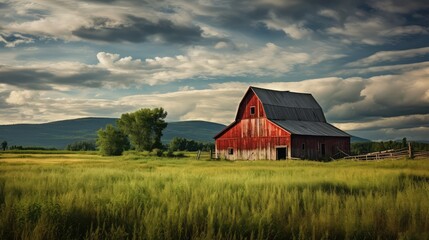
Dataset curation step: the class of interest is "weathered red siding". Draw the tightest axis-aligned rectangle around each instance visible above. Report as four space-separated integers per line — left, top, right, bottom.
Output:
216 92 291 160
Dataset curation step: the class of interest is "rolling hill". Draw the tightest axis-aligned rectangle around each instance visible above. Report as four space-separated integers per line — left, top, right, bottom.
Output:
0 118 226 149
0 117 370 149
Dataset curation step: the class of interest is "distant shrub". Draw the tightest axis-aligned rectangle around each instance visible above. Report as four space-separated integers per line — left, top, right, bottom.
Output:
66 141 96 151
8 146 57 151
169 137 214 152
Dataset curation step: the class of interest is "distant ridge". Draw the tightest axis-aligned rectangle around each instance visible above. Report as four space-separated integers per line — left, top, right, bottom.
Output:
0 117 371 149
0 117 225 149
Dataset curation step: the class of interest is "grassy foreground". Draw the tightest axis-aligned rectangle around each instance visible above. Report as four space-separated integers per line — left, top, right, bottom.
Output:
0 153 428 240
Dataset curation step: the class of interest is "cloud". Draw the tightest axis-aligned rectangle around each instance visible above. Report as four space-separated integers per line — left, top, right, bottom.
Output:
347 47 429 67
72 15 207 44
6 90 39 105
1 42 342 90
0 63 110 90
326 13 428 45
334 114 429 131
2 0 428 49
380 25 429 36
92 43 325 86
370 0 429 14
337 61 429 75
94 43 316 85
262 13 312 39
0 33 34 47
328 66 429 121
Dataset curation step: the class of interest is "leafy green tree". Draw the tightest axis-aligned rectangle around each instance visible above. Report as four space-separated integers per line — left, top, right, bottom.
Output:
117 108 167 151
1 141 7 151
96 125 129 156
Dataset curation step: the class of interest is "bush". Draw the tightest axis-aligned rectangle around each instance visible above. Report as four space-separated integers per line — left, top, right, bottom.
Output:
66 141 96 151
151 148 163 157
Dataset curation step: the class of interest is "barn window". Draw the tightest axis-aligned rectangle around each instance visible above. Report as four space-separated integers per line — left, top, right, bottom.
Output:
302 143 305 150
228 148 234 155
250 106 255 115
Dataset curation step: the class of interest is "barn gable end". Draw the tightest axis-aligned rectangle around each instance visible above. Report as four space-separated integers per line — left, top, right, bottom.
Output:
214 86 350 160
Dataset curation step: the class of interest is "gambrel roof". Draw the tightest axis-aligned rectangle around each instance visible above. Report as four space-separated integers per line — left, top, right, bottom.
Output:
251 87 326 122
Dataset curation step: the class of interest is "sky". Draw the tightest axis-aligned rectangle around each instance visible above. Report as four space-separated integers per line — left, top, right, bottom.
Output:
0 0 428 141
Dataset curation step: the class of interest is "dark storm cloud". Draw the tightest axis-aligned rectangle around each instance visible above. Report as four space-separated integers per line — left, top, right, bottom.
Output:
72 15 206 44
0 67 54 90
0 65 111 90
186 0 429 44
0 2 8 9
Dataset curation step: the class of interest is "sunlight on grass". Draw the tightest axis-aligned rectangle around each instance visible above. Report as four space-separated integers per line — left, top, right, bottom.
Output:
0 153 428 239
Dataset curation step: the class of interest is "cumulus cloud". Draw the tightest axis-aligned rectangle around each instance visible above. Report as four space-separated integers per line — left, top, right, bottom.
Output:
6 90 39 105
92 43 316 85
1 43 335 89
328 66 429 121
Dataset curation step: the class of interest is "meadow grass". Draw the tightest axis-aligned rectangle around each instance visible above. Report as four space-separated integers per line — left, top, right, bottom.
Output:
0 152 428 239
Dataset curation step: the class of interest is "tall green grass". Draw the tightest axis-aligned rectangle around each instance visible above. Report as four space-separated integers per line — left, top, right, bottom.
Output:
0 154 428 239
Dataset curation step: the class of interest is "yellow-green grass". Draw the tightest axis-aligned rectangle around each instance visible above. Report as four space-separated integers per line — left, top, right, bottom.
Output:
0 153 428 239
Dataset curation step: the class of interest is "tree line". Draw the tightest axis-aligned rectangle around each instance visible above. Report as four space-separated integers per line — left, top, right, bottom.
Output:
351 138 429 155
168 137 214 152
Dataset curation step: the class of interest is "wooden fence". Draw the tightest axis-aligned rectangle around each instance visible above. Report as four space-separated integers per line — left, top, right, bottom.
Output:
344 143 429 160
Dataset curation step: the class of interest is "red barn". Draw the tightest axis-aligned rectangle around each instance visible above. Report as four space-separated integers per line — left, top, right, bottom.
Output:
214 86 350 160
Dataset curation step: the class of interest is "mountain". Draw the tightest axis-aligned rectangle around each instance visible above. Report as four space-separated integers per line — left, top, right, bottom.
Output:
0 118 226 149
0 117 372 149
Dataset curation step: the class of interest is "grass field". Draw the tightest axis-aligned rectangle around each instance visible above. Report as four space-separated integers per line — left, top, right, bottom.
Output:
0 152 428 239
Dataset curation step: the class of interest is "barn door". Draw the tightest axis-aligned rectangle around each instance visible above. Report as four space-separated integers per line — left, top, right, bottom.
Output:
276 147 287 160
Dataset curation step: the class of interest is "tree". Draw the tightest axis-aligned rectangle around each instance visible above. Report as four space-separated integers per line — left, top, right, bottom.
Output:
169 137 215 152
66 140 96 151
117 108 168 151
1 141 7 151
96 125 129 156
402 137 407 148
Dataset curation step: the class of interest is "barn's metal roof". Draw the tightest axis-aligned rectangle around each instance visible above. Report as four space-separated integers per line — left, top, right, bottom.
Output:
251 87 326 122
272 120 350 137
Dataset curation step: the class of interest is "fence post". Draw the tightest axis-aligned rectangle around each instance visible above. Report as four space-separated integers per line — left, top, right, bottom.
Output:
408 142 414 159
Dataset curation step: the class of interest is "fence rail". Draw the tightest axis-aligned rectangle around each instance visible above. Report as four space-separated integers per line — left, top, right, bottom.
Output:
344 144 428 160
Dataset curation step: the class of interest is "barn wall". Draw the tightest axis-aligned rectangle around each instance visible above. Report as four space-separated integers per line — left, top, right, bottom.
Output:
291 135 350 160
216 92 291 160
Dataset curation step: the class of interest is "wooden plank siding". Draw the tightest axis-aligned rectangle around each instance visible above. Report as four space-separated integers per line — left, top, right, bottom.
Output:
216 91 292 160
291 135 350 160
